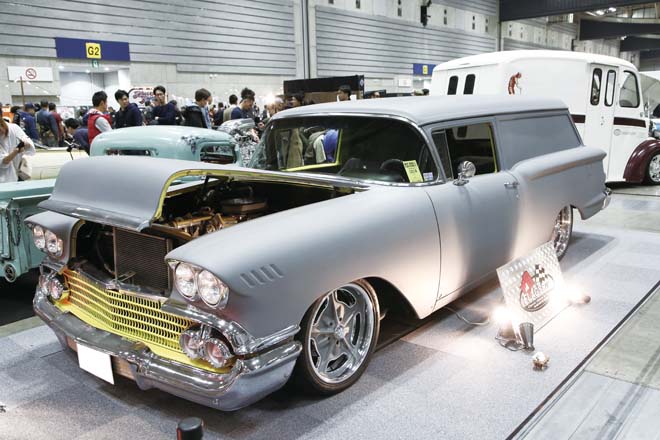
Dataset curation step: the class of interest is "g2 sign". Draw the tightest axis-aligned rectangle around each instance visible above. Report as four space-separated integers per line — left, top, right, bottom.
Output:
55 38 130 61
85 42 102 59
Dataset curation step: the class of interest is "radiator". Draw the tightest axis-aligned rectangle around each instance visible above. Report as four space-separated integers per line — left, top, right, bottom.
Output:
114 228 172 291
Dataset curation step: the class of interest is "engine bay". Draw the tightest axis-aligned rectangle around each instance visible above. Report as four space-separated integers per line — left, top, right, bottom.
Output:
74 179 356 289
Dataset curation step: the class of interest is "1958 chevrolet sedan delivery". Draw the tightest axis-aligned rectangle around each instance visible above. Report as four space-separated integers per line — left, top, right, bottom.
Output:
27 96 609 410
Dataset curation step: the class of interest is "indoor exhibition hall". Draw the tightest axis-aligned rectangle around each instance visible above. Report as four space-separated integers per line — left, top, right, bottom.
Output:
2 1 660 439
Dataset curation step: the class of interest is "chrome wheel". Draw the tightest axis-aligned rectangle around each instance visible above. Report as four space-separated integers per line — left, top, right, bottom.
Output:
307 283 376 385
551 206 573 260
648 154 660 184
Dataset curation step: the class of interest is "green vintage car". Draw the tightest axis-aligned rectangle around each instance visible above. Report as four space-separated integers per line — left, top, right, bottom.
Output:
0 126 235 282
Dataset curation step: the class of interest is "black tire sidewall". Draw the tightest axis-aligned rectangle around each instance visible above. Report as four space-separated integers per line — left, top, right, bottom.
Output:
293 279 380 395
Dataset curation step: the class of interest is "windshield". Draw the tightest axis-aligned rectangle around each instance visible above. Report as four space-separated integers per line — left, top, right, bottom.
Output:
248 116 438 183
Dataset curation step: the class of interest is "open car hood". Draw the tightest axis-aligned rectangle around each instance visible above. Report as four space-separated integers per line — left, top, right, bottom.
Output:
39 156 367 231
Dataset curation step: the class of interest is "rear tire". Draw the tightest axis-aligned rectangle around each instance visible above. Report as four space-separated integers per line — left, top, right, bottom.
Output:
293 279 380 395
645 153 660 184
551 206 573 260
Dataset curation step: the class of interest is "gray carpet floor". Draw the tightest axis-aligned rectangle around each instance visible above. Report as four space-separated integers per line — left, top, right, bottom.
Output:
1 214 659 439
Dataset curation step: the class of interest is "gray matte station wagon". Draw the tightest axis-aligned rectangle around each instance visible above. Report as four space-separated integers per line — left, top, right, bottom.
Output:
27 96 609 410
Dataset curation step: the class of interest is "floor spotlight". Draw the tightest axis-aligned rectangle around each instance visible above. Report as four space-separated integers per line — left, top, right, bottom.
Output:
518 322 534 351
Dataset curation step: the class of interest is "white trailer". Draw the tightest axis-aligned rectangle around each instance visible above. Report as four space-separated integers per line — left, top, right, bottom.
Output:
431 50 659 183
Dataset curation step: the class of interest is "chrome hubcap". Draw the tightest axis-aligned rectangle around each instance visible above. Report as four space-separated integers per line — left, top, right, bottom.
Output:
551 206 573 258
308 283 375 384
649 155 660 183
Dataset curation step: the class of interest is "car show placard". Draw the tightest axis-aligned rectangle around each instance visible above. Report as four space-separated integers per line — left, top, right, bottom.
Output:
496 241 568 330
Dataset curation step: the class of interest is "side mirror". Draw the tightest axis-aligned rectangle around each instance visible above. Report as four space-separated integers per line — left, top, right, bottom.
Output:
453 161 476 186
653 129 660 140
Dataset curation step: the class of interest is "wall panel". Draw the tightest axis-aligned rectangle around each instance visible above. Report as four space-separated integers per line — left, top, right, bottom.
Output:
0 0 297 75
315 6 496 78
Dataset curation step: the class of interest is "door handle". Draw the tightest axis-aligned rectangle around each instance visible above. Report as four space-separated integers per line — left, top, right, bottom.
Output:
504 181 519 189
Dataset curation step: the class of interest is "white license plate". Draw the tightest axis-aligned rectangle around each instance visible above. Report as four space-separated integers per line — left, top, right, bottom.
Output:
77 344 115 385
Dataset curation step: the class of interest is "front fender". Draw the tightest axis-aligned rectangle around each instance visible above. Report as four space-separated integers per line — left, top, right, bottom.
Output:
623 139 660 183
166 187 441 339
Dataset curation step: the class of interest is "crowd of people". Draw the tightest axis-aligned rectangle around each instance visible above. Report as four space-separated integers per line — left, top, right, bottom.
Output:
0 83 361 183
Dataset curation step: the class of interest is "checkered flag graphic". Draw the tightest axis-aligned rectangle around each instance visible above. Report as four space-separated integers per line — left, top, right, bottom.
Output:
532 264 549 285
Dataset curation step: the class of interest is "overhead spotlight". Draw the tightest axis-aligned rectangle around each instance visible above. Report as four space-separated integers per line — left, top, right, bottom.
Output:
608 7 617 12
595 10 605 15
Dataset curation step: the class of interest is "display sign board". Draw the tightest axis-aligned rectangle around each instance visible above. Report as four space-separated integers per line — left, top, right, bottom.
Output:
7 66 54 82
55 37 130 61
413 63 437 76
128 87 154 107
496 241 568 330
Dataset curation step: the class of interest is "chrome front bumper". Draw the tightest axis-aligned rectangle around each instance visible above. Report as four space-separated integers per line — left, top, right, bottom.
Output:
34 291 302 411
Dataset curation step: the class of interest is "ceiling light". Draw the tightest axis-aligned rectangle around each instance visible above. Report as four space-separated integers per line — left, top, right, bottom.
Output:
85 70 90 73
104 67 109 71
608 7 616 12
58 65 64 70
595 10 605 15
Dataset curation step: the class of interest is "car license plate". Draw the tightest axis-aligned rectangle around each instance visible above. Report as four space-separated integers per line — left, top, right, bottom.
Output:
77 344 115 385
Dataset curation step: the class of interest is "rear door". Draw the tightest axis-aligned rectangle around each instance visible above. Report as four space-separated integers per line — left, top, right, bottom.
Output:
583 64 617 176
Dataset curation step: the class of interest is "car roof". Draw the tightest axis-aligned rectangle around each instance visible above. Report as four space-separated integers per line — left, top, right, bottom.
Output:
272 95 568 126
435 50 637 71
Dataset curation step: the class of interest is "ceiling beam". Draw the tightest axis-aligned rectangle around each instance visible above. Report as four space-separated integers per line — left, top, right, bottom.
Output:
580 18 660 40
500 0 650 22
621 36 660 51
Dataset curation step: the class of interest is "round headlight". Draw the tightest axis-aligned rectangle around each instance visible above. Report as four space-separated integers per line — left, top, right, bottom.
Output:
45 230 62 256
175 263 197 299
33 225 45 250
179 329 204 360
203 338 232 368
197 270 228 307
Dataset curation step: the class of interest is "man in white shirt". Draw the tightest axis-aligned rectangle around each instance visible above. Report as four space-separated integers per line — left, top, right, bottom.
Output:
0 117 36 183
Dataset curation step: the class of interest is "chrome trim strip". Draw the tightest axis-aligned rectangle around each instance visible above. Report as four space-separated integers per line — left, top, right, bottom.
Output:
161 301 300 356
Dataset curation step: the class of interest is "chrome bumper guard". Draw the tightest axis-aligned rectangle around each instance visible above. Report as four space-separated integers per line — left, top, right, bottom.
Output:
34 291 302 411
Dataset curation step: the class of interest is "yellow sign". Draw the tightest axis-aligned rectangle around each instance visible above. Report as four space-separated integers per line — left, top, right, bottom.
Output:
403 160 424 183
85 42 101 59
422 65 429 75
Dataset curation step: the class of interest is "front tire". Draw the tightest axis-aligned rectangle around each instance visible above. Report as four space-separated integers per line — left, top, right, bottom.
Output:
293 279 380 395
551 206 573 260
645 153 660 184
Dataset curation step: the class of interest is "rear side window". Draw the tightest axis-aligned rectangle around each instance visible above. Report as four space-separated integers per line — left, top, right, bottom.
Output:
497 114 581 167
464 74 476 94
605 70 616 107
447 76 458 95
619 71 640 108
590 68 602 106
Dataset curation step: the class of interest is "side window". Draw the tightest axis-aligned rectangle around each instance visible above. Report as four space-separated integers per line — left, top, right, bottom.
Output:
605 70 616 107
464 74 476 95
497 114 581 166
447 76 458 95
590 68 602 106
619 71 640 108
432 122 497 179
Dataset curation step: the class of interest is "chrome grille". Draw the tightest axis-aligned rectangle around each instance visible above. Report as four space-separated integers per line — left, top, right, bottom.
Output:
114 228 171 291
